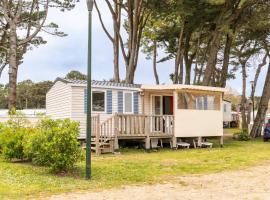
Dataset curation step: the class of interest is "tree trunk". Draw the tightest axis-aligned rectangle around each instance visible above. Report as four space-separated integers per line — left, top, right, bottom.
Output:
153 41 159 84
251 51 268 100
124 0 146 84
241 62 248 130
220 34 233 87
178 49 184 84
8 23 18 110
202 31 221 86
113 38 120 82
250 62 270 138
197 37 211 84
174 23 185 84
185 53 196 85
112 0 121 82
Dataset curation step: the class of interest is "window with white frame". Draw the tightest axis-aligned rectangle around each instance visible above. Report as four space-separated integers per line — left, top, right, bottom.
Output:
92 91 105 112
178 92 220 110
124 92 133 113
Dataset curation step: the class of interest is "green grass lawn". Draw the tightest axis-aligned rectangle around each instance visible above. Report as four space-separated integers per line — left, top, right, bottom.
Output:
1 134 270 199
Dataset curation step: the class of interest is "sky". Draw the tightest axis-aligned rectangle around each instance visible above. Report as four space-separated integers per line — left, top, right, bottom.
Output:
0 1 268 96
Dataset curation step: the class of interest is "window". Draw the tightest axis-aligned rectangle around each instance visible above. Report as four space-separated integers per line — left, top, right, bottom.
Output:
92 91 105 112
153 96 161 115
178 91 220 110
124 92 133 113
224 104 227 112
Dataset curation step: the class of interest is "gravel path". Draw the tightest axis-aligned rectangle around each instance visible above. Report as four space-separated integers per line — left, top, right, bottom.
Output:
48 163 270 200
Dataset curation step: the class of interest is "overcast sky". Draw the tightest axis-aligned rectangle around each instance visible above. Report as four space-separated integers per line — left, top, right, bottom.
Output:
0 1 268 96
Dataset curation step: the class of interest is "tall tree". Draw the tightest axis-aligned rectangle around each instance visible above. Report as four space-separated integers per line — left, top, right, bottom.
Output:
250 61 270 138
202 0 259 86
0 0 76 110
95 0 150 84
94 0 122 82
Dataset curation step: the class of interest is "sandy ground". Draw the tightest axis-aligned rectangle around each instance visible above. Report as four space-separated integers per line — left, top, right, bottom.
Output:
48 163 270 200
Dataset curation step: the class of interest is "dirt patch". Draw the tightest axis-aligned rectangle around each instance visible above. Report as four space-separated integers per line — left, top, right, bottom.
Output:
48 163 270 200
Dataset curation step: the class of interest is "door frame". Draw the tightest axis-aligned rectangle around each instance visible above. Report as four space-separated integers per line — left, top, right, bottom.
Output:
150 94 174 133
150 95 174 115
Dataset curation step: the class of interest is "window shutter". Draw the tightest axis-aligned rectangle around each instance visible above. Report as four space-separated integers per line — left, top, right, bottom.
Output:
107 90 112 114
118 91 123 113
84 89 87 114
133 92 139 114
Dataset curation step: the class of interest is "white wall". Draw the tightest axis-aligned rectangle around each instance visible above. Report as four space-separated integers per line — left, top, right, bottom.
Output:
173 90 223 137
223 101 232 122
70 85 141 138
46 81 72 119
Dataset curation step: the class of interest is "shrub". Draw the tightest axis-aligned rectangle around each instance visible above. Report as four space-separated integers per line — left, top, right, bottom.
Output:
233 129 251 141
25 118 82 172
0 126 34 160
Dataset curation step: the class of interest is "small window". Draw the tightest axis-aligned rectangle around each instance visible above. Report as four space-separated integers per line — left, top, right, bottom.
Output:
124 92 133 113
92 91 105 112
178 92 220 110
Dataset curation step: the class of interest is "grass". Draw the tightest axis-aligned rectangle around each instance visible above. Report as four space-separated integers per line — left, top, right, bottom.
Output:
1 131 270 199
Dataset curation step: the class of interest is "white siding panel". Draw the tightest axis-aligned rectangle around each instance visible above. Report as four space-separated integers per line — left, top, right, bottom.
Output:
71 86 142 138
223 101 232 122
71 86 117 138
46 81 72 119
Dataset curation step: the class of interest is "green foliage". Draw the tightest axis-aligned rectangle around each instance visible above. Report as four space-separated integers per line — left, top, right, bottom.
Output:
0 84 8 109
24 118 82 172
65 70 87 80
0 123 34 160
0 80 53 109
233 129 251 141
0 115 81 172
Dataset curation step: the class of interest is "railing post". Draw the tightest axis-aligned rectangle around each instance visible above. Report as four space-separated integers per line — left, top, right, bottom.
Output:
145 116 151 150
114 115 119 152
96 115 101 155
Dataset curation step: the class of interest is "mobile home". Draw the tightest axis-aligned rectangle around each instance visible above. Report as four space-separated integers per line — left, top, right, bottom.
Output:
46 78 227 153
223 100 232 127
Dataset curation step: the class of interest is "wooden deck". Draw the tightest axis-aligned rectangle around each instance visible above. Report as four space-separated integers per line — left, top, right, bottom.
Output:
91 114 174 154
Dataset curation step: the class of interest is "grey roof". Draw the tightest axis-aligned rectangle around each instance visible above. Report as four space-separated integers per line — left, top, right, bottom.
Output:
56 77 141 88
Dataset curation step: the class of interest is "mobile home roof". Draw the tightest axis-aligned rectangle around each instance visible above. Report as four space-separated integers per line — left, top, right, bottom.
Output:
141 84 227 93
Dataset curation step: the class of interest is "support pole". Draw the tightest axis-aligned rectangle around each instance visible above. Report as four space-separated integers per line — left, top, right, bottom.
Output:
85 0 94 180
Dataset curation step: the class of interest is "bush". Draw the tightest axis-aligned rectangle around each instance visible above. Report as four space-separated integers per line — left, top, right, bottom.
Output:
0 112 32 160
233 129 251 141
24 118 82 172
0 125 34 160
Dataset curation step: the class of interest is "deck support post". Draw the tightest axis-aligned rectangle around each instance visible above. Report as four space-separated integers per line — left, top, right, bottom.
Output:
114 136 119 152
172 136 177 150
145 135 151 150
220 136 224 147
145 116 151 151
198 137 202 148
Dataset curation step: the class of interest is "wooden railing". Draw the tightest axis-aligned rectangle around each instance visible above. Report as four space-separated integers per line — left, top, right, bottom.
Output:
91 115 100 137
91 114 174 154
115 114 174 137
100 117 114 142
92 114 174 138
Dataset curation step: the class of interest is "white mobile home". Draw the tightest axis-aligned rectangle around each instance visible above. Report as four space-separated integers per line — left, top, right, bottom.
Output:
223 100 232 127
46 78 226 152
46 78 141 139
